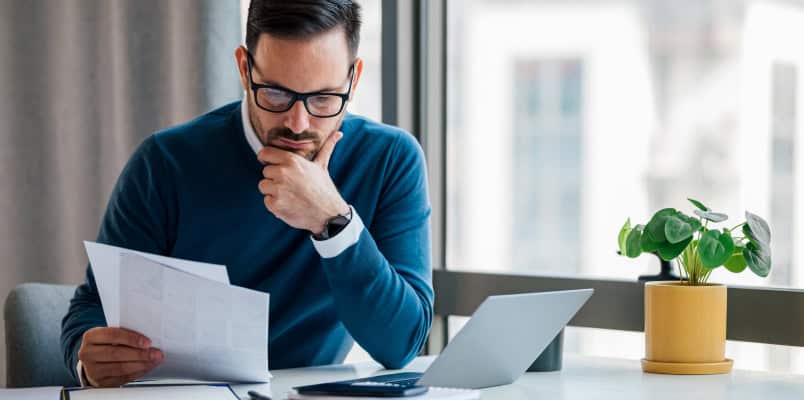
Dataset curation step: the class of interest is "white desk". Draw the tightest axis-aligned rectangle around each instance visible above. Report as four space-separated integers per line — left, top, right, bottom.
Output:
231 355 804 400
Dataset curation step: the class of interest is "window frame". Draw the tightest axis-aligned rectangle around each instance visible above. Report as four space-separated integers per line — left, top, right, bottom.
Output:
381 0 804 354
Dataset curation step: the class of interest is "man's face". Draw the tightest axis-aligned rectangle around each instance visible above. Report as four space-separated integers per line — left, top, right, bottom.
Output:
235 29 363 160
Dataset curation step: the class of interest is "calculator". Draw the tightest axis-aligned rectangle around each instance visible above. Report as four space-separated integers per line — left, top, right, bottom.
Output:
293 372 429 397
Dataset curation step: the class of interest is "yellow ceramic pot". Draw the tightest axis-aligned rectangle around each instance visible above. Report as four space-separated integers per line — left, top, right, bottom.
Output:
641 281 733 374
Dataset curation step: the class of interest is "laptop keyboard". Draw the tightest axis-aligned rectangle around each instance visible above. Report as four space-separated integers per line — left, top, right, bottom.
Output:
354 372 424 388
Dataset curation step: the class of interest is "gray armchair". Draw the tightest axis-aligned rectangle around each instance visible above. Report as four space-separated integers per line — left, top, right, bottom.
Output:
4 283 78 387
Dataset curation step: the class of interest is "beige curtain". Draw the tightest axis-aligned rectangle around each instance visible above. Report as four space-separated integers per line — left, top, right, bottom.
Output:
0 0 242 386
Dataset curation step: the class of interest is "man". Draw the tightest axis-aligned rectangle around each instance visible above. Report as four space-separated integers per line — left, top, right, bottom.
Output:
61 0 433 388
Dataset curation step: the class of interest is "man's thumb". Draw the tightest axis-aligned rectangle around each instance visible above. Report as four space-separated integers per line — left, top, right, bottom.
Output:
315 131 343 169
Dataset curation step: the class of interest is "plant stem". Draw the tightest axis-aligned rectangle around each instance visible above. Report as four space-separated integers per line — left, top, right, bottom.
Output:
678 240 708 285
730 222 746 232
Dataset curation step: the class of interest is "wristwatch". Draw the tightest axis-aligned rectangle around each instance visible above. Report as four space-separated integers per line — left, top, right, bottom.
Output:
313 207 352 240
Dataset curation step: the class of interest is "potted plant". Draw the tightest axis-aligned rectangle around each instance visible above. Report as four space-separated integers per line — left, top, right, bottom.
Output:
617 198 772 374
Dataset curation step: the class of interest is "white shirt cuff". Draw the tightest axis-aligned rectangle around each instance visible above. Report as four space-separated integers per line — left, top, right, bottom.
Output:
76 359 89 387
311 206 364 258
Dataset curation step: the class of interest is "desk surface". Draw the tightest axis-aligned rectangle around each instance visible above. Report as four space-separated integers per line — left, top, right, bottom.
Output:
231 355 804 400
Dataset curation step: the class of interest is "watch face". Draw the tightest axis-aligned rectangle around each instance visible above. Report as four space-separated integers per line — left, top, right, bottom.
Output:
326 215 351 238
331 215 350 226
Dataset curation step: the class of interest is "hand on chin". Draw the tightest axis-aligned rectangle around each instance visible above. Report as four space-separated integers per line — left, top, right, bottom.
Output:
257 131 346 233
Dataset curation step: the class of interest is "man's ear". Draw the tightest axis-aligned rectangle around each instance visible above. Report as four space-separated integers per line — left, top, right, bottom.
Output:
234 45 250 92
348 57 364 102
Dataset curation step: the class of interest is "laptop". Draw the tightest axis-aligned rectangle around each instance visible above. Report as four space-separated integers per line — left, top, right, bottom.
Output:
328 289 593 390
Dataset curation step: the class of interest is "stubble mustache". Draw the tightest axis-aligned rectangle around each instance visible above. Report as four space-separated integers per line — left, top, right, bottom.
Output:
265 126 319 143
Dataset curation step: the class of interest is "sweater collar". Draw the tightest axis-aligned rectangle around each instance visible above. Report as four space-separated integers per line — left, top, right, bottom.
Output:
241 97 264 155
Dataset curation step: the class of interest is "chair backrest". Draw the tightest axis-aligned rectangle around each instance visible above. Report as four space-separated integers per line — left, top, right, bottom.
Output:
4 283 79 387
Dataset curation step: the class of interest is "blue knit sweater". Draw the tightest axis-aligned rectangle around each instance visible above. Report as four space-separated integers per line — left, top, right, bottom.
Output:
60 101 433 382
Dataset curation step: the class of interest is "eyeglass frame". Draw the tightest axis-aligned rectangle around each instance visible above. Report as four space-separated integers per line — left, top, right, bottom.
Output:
245 50 355 118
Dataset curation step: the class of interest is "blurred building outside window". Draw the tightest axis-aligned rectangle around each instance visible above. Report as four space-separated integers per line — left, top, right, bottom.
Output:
446 0 804 374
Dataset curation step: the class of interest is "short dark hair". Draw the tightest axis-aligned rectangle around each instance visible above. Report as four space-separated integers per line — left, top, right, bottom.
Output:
246 0 362 59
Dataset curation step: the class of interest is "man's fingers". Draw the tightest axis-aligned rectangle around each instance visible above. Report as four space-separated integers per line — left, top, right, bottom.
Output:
84 327 151 349
87 346 161 363
262 164 292 181
257 145 296 165
120 370 153 385
263 194 277 212
91 361 158 386
313 131 343 169
258 179 278 196
96 376 129 388
95 376 126 388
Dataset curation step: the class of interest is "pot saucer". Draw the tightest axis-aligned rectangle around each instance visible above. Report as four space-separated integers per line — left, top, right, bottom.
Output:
641 358 733 375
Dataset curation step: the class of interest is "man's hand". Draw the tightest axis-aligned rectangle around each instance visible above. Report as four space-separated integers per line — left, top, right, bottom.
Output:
257 131 349 234
78 327 163 387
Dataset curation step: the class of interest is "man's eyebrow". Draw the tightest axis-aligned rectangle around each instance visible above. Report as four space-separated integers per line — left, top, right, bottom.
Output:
252 73 346 93
254 78 287 89
260 81 343 93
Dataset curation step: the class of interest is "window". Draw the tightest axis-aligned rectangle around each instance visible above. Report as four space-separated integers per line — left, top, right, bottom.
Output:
345 0 382 122
512 60 584 275
770 63 797 289
446 0 804 373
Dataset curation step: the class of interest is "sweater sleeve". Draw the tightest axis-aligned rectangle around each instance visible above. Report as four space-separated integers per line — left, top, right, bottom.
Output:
320 132 434 369
60 136 177 383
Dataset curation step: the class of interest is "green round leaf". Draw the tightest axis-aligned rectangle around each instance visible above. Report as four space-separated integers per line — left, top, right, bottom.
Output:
644 208 676 244
688 198 710 212
618 218 632 255
640 231 662 252
698 229 735 269
693 209 729 223
625 225 644 258
743 223 771 250
723 249 747 273
744 242 771 277
665 215 694 244
745 211 771 245
657 236 692 261
743 224 757 245
678 212 702 232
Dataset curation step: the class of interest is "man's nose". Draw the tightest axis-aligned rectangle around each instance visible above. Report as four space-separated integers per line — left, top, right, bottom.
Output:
284 100 311 134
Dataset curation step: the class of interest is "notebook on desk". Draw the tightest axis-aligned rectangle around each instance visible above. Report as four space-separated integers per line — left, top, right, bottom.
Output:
61 384 238 400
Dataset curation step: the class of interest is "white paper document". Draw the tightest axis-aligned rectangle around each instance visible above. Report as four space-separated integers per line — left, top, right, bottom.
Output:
83 241 271 383
84 241 230 326
119 253 270 383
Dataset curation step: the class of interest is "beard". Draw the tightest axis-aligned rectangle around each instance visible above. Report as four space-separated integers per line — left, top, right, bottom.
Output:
264 126 322 160
247 100 346 161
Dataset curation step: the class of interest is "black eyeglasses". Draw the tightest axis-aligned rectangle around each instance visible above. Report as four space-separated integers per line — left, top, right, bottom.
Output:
246 51 354 118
